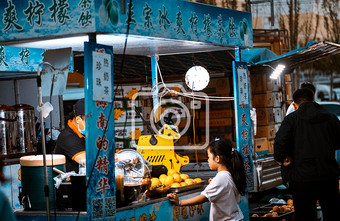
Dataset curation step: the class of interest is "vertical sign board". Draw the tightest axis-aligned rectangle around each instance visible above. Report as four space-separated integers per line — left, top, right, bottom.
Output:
233 61 254 221
84 42 115 220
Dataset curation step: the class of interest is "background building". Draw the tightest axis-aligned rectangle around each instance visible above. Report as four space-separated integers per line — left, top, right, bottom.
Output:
189 0 340 101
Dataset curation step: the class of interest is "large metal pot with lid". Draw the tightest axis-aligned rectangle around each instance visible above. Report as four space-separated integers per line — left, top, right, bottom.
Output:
13 104 37 153
0 105 17 155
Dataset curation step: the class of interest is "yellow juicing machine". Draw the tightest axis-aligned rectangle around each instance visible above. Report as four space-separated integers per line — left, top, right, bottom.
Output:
137 124 189 173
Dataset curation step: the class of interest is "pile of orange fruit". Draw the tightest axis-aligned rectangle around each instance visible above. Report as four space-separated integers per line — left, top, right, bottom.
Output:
150 169 202 188
251 199 294 218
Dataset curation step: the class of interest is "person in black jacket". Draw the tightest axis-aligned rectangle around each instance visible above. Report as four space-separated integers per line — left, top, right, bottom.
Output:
54 99 86 172
274 88 340 221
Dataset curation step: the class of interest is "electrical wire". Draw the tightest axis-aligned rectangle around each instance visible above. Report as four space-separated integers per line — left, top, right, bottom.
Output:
49 72 57 221
156 59 167 90
76 1 134 220
153 63 235 102
192 94 199 179
120 0 134 149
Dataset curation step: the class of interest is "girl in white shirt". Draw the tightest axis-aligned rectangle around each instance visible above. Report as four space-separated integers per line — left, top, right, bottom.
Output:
167 138 246 221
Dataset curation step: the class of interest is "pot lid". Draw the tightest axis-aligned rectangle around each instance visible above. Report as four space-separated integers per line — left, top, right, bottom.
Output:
13 104 34 111
0 105 15 111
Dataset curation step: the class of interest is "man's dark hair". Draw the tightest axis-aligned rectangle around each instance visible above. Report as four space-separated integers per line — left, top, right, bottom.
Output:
73 98 85 117
293 88 314 105
300 82 316 94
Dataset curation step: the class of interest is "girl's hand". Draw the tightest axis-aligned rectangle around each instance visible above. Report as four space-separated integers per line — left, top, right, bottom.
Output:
208 178 212 184
167 193 180 206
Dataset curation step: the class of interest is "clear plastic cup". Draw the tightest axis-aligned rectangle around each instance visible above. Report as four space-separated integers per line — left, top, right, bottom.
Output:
78 159 86 175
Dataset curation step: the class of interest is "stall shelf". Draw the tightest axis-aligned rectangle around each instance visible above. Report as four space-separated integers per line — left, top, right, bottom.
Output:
0 0 254 220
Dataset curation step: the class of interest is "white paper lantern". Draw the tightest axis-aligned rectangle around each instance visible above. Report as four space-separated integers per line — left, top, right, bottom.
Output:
185 66 210 91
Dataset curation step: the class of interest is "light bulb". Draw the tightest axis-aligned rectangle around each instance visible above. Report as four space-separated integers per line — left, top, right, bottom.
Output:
185 66 210 91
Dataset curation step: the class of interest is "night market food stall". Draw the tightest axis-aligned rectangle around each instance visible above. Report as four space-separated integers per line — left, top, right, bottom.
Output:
1 0 322 220
1 1 340 221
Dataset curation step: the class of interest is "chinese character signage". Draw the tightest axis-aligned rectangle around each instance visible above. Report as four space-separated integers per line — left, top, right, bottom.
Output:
0 45 73 73
94 0 253 47
0 0 252 48
0 0 94 41
0 45 44 71
237 68 249 106
92 51 112 102
115 192 210 220
84 42 115 220
232 61 254 191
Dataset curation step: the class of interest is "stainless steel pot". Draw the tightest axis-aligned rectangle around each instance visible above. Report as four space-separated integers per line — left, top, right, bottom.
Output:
13 104 37 153
0 105 17 155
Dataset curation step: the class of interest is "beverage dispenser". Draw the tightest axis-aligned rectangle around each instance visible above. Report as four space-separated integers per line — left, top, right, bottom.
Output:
0 105 17 155
13 104 37 153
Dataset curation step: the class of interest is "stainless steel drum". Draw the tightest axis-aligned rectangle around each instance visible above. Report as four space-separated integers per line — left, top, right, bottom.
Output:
0 105 17 155
13 104 37 153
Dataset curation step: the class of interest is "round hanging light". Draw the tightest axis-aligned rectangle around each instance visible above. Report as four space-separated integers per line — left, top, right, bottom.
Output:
185 66 210 91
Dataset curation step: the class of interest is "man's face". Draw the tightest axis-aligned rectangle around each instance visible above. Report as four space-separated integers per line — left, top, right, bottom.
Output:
76 116 86 131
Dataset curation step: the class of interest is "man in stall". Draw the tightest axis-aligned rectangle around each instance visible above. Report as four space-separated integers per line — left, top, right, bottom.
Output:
54 99 86 172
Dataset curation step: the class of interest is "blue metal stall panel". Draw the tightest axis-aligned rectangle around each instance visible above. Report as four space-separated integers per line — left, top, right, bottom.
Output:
84 41 116 220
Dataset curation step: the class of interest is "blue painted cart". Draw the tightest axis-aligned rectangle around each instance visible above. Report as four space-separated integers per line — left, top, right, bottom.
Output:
0 0 254 220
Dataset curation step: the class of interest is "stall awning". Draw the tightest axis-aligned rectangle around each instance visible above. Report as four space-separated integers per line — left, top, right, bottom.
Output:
248 41 340 74
0 0 254 82
0 0 253 55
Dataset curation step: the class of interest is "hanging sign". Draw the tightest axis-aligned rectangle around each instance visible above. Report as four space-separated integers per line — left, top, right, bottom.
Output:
237 67 249 106
92 51 112 102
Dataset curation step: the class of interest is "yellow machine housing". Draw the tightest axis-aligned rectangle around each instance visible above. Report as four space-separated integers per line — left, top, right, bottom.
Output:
137 124 189 173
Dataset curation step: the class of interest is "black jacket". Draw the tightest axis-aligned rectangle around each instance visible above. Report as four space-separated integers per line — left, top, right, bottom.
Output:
54 123 85 172
274 102 340 183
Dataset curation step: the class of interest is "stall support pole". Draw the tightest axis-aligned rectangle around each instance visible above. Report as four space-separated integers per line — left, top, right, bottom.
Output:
232 47 253 221
151 56 159 121
37 62 55 221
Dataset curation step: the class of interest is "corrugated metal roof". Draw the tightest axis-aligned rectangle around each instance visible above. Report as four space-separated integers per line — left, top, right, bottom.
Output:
249 41 340 74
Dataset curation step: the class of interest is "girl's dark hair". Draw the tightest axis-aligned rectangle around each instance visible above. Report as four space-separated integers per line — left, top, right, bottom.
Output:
208 138 246 195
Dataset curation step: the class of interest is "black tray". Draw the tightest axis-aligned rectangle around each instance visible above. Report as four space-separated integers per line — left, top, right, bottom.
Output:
250 204 294 220
169 180 206 193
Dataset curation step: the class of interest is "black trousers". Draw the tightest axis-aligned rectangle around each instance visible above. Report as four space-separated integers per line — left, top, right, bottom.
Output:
290 179 340 221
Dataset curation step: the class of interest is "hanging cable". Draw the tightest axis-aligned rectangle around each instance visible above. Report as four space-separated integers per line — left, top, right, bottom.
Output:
49 71 57 221
192 93 199 178
154 62 234 102
120 0 134 149
76 1 134 220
